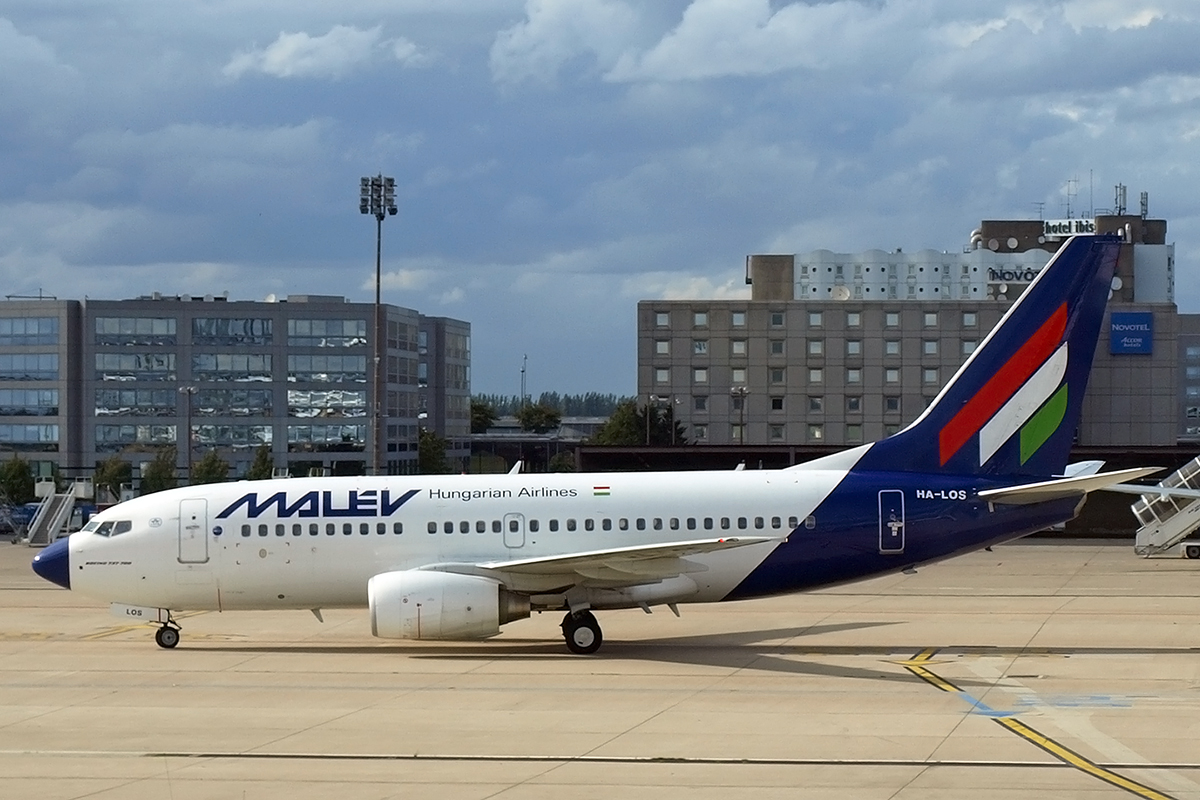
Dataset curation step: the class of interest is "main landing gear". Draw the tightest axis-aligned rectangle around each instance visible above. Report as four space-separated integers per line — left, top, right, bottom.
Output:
561 610 603 655
154 614 181 649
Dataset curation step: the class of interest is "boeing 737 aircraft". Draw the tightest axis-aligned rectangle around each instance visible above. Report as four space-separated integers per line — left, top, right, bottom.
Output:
33 234 1156 654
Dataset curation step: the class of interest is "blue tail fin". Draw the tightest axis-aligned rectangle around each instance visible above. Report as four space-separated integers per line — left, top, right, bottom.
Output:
854 234 1120 478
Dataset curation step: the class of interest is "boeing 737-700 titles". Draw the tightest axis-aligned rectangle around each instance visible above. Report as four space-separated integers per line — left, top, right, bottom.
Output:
34 235 1158 653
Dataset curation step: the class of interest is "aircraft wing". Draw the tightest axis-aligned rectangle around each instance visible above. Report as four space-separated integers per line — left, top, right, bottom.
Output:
977 467 1162 505
479 536 779 576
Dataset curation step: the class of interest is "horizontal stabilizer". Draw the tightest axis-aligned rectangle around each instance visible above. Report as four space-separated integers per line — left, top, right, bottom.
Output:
977 467 1162 505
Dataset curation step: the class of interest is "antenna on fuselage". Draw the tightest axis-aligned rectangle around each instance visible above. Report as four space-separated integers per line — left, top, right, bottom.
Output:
508 461 523 475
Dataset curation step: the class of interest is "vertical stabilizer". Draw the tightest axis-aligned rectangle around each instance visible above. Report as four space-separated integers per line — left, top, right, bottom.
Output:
854 235 1120 477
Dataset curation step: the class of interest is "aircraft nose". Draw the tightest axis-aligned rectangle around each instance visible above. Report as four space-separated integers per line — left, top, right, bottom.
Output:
32 537 71 589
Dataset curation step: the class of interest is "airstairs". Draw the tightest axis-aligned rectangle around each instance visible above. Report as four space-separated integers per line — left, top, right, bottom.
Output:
26 493 75 547
1131 455 1200 558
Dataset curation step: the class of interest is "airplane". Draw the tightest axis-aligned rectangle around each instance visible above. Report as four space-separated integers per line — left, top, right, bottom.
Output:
33 234 1158 654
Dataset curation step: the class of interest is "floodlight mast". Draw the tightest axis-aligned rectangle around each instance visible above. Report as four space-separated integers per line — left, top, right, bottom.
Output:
360 175 398 477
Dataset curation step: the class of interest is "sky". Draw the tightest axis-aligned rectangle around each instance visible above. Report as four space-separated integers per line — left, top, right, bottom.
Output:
3 1 1200 397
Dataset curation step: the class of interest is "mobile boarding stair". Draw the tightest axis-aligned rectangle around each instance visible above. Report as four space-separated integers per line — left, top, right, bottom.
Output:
1130 455 1200 559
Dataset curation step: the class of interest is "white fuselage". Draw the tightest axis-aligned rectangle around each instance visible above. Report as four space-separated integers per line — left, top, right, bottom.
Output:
68 469 847 612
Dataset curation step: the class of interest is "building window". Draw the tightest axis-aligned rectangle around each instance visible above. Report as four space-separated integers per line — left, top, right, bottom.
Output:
885 396 900 412
193 424 273 449
885 340 900 356
0 317 58 346
0 354 60 382
963 311 977 327
923 368 939 384
847 396 861 412
693 311 708 327
730 424 744 442
731 368 747 384
287 389 360 419
770 396 784 411
94 353 171 382
846 424 862 441
287 424 366 452
771 311 786 327
731 311 746 327
0 389 59 416
770 368 785 384
808 339 824 355
1187 346 1200 359
693 340 708 355
808 368 823 383
731 340 747 356
808 396 823 412
693 424 707 440
846 340 861 356
923 312 938 328
95 423 174 452
846 311 861 327
885 312 900 327
768 424 784 441
693 368 708 383
655 312 670 327
655 368 670 383
808 424 824 441
885 368 900 383
923 340 938 356
694 396 708 411
193 317 272 346
655 340 670 355
884 423 900 436
807 311 821 328
0 423 59 451
287 355 366 383
94 317 172 346
194 353 272 382
287 319 366 347
731 394 745 411
962 340 977 355
846 368 861 384
769 340 784 356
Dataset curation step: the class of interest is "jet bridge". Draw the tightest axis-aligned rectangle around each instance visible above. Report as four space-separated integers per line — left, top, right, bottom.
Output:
1131 455 1200 559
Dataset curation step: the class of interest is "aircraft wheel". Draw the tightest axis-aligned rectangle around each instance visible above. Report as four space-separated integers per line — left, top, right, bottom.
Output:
1185 544 1200 560
155 626 180 649
561 611 602 655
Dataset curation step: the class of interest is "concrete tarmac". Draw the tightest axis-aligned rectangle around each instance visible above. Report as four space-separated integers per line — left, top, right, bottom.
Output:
1 539 1198 799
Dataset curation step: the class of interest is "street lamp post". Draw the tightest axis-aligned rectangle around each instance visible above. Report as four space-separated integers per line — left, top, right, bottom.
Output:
178 386 197 483
360 175 397 477
730 386 749 443
646 394 660 445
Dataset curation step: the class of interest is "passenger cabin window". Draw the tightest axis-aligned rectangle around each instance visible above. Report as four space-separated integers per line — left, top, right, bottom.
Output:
585 519 594 531
258 524 268 537
477 520 486 533
548 519 558 532
602 519 612 531
428 522 437 534
444 521 454 534
276 524 285 536
343 523 353 535
529 520 539 532
492 520 502 533
567 519 577 531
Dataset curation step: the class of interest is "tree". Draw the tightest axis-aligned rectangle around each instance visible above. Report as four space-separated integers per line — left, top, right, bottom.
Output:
192 449 230 485
246 445 274 480
0 455 34 505
471 398 498 434
94 455 132 503
548 451 576 472
139 447 177 495
515 402 561 434
590 400 687 446
418 427 451 474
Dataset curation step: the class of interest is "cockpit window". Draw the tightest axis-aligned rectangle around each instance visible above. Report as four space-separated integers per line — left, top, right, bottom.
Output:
113 520 132 536
82 520 101 533
94 521 114 537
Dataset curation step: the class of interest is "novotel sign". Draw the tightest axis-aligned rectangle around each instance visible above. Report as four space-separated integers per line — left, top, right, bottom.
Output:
1043 219 1096 237
1110 312 1153 355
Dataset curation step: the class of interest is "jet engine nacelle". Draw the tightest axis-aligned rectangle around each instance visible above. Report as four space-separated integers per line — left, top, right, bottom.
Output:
368 570 530 640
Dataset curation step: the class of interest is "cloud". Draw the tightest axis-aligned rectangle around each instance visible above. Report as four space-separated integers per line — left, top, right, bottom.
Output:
223 25 429 80
490 0 642 85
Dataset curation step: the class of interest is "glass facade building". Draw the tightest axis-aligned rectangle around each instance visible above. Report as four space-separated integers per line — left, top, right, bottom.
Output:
0 294 469 482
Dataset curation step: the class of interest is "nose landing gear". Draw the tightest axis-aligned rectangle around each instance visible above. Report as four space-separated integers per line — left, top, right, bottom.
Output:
561 610 603 655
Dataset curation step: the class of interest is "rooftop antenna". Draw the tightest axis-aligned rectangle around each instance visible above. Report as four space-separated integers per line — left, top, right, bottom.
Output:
520 354 528 408
1031 201 1045 220
1064 176 1079 218
1114 184 1127 216
1140 190 1149 218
